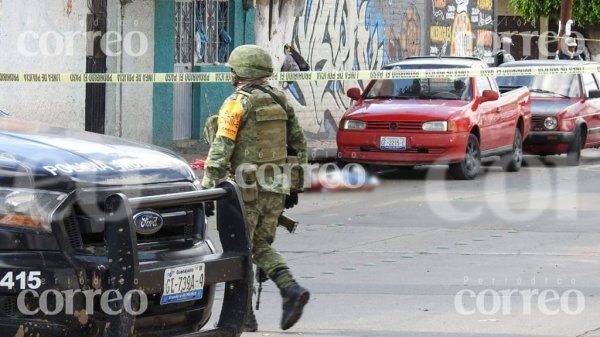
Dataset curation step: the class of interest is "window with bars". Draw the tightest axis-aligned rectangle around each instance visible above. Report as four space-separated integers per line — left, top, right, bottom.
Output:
175 0 230 65
194 0 230 65
175 1 194 65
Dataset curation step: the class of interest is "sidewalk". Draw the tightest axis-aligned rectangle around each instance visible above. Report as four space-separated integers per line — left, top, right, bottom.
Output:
175 140 337 164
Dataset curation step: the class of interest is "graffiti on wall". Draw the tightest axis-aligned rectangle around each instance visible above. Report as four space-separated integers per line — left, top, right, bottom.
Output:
429 0 494 63
288 0 423 142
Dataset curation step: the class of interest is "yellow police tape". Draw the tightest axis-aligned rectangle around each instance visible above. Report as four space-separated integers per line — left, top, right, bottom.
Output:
1 64 599 83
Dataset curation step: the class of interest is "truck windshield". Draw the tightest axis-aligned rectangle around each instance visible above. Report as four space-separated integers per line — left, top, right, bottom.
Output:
364 64 472 100
496 74 579 98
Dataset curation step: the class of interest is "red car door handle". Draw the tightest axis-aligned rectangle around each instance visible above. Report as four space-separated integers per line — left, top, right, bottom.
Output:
496 107 502 113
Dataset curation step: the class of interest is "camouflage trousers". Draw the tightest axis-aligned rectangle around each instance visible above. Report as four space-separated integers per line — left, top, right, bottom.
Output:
244 191 288 280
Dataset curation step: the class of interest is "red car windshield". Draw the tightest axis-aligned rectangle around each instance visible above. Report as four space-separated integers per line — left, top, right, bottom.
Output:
364 64 473 100
364 77 472 100
497 74 579 98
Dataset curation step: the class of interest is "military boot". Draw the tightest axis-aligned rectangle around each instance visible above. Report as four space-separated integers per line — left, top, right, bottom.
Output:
243 307 258 332
280 284 310 330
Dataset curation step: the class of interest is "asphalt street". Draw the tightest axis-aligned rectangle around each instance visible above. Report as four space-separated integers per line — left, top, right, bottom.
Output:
208 150 600 337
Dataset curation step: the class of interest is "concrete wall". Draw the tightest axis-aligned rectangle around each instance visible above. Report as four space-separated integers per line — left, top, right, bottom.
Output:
0 0 88 129
255 0 302 72
105 0 155 143
0 0 155 143
275 0 428 143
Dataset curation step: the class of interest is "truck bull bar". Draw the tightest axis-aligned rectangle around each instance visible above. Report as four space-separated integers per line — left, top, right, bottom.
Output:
103 181 252 337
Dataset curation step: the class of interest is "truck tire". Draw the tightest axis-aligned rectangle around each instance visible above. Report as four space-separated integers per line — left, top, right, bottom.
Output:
501 129 523 172
449 134 481 180
566 128 582 166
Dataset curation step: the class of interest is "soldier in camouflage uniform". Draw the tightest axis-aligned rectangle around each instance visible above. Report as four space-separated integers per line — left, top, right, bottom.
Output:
201 45 309 332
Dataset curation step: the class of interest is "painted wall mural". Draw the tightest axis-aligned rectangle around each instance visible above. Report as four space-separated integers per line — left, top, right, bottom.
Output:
288 0 424 143
429 0 494 63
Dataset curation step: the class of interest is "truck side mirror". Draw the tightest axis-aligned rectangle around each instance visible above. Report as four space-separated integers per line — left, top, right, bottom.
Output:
480 89 499 103
588 89 600 99
347 88 362 101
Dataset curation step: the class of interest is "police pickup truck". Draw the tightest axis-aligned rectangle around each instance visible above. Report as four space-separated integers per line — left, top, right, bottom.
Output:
0 113 251 337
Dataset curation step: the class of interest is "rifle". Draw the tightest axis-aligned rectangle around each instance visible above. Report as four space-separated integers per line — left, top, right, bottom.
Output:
255 267 268 310
278 213 299 233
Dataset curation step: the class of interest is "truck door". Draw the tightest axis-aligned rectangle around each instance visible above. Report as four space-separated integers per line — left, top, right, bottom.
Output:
475 76 500 150
489 77 518 146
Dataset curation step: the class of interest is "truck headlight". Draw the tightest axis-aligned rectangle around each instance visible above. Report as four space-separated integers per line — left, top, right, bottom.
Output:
343 120 366 130
422 121 448 132
193 179 202 190
544 117 558 130
0 188 66 231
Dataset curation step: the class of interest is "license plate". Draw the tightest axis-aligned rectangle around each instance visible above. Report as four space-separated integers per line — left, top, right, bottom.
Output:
161 263 205 305
380 136 407 151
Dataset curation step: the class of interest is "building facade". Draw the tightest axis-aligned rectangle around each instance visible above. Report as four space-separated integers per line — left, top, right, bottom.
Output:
1 0 526 153
0 0 158 142
0 0 90 131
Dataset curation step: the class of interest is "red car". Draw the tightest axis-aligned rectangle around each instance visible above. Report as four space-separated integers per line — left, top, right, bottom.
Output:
336 56 531 180
497 60 600 165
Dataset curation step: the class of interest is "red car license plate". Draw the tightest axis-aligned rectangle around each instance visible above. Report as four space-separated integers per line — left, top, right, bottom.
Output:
380 136 407 151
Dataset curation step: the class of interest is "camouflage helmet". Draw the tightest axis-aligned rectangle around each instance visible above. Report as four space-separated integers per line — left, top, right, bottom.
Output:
227 45 273 79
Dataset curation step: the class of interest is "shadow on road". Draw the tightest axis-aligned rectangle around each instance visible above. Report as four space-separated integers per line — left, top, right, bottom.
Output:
368 150 600 181
522 150 600 167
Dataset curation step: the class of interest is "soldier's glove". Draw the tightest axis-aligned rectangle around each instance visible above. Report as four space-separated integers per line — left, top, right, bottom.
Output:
204 201 215 217
284 192 298 209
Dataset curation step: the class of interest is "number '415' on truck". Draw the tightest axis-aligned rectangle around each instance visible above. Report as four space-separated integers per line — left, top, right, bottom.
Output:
0 113 252 337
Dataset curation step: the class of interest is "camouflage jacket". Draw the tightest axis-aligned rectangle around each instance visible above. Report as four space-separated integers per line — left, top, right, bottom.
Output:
201 83 307 195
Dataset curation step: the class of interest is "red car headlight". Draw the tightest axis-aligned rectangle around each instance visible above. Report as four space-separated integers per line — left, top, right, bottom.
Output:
342 120 366 130
544 117 558 130
422 121 448 132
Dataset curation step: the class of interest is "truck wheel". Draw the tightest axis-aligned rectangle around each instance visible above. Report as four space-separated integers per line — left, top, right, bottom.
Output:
449 134 481 180
566 128 582 166
501 129 523 172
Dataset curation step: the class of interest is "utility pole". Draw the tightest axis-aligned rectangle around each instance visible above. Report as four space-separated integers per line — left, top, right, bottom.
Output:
557 0 574 55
